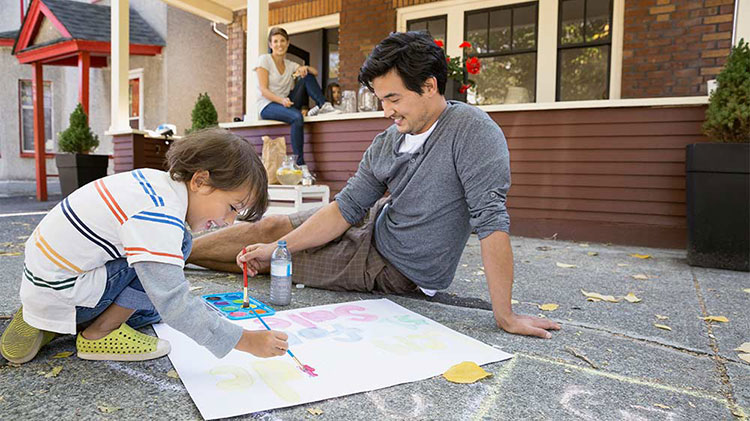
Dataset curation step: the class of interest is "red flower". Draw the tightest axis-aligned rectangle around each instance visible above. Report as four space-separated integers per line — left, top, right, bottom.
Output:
446 57 451 63
466 57 481 75
434 39 444 48
459 41 472 49
459 84 471 94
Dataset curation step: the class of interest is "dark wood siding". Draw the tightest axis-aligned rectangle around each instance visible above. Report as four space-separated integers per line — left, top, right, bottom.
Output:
229 104 708 248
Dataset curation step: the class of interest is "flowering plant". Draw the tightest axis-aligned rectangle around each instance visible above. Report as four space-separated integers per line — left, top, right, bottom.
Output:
435 39 481 94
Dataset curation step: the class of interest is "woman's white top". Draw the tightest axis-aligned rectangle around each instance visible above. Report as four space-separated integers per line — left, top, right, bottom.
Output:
254 54 300 115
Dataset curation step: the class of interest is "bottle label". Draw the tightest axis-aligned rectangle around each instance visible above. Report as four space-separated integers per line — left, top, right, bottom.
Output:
271 262 292 277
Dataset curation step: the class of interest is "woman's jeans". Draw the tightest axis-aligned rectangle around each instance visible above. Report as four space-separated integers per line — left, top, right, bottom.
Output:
75 228 193 330
260 74 327 165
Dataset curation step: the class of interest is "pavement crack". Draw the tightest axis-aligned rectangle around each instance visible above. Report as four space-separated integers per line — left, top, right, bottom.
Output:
691 268 745 419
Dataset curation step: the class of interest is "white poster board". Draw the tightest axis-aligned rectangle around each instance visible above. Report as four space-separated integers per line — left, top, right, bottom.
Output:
154 298 512 420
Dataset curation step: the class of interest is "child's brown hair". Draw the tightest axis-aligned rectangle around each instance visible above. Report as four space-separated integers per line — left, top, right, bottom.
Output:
166 128 268 222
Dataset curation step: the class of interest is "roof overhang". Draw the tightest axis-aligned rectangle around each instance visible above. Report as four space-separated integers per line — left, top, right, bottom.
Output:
160 0 243 24
16 39 161 67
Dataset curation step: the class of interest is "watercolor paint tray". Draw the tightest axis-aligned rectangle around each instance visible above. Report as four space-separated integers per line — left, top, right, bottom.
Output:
201 292 276 320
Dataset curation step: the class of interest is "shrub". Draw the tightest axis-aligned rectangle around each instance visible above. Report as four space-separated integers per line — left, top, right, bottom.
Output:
58 103 99 154
188 92 219 134
702 39 750 143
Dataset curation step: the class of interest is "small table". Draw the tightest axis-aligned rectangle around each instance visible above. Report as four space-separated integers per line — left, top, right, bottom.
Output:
266 184 330 216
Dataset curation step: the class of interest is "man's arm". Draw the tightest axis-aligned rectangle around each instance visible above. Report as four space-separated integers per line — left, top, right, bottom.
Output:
240 201 351 275
480 230 561 339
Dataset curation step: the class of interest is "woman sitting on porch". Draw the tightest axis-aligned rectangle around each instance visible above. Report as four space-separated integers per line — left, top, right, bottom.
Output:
255 27 339 167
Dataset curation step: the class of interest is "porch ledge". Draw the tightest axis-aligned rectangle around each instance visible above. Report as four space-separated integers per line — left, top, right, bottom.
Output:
219 96 709 129
105 128 182 140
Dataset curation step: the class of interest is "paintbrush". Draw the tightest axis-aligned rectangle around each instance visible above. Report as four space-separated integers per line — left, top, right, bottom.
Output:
242 261 316 377
242 247 249 309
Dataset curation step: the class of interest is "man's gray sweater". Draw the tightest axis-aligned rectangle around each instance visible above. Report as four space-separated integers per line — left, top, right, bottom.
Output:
335 101 511 290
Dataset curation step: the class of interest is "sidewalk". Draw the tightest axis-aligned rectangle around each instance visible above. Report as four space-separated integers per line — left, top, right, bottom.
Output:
0 197 748 420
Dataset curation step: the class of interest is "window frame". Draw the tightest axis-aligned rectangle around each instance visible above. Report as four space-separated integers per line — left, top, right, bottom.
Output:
464 2 539 103
18 79 55 158
555 0 614 101
406 14 448 44
129 68 144 130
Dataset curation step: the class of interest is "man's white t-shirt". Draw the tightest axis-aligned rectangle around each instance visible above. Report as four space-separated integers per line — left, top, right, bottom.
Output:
254 54 300 115
398 119 439 297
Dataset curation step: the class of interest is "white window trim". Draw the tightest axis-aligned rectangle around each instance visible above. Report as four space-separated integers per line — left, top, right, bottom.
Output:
19 80 54 154
277 13 339 35
128 68 144 130
397 0 624 103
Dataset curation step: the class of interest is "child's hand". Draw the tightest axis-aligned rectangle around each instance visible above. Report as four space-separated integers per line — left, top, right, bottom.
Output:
236 329 289 358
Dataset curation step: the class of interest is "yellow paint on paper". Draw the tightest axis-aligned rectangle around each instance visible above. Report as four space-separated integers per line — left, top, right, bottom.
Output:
209 366 254 391
253 360 303 403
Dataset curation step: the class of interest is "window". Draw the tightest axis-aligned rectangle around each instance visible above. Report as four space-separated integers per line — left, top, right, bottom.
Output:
324 27 339 85
407 15 447 45
557 0 612 101
19 80 53 154
464 3 538 105
129 68 143 130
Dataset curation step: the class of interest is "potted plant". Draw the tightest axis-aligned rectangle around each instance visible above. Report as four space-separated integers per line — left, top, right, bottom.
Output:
435 40 481 102
56 103 108 197
187 92 218 134
686 39 750 271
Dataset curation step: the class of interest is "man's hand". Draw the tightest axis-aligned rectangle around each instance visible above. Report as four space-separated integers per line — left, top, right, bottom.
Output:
497 312 560 339
235 330 289 357
236 243 276 276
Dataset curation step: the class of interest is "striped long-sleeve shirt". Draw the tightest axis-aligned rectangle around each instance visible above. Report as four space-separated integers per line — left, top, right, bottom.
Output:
20 169 241 357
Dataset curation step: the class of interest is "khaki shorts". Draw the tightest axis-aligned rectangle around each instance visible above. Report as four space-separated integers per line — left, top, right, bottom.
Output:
288 198 418 294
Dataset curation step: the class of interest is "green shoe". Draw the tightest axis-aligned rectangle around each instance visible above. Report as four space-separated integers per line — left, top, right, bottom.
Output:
1 307 56 364
76 323 170 362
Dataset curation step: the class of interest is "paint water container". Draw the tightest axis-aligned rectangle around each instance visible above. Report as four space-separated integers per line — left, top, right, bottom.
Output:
269 240 292 306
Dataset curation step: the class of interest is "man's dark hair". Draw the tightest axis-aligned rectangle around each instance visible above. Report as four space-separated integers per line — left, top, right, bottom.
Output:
358 31 447 96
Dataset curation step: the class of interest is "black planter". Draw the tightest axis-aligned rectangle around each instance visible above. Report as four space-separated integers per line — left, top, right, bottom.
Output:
56 153 109 198
444 78 467 102
686 143 750 271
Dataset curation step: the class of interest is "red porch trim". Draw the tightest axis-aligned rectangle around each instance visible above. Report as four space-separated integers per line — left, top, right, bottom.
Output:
16 39 162 64
32 62 47 202
78 51 90 116
21 152 55 159
0 38 14 47
15 0 72 54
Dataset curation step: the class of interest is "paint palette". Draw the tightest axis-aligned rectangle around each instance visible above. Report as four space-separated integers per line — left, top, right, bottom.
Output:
201 292 276 320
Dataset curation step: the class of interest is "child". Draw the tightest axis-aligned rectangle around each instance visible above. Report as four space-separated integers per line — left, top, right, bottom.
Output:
1 128 289 363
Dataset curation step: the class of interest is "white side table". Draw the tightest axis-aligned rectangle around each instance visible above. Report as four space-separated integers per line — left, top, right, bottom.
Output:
265 184 330 216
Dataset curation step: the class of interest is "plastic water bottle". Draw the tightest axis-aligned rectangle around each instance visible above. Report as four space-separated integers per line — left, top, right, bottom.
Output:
269 240 292 306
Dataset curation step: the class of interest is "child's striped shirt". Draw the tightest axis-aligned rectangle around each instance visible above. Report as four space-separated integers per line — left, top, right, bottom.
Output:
21 169 189 334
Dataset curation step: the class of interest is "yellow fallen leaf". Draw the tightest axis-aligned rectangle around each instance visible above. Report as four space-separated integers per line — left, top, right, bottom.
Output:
0 252 21 256
52 351 73 359
587 252 599 256
556 262 578 268
654 324 672 331
654 403 671 409
623 292 642 303
739 354 750 364
701 316 729 323
44 366 62 378
511 299 519 304
743 288 750 294
579 243 589 247
631 274 649 280
617 263 629 267
307 408 324 416
734 342 750 353
630 254 652 259
538 303 559 311
188 285 203 292
97 405 122 414
443 361 492 384
581 289 620 303
166 369 179 379
655 314 669 320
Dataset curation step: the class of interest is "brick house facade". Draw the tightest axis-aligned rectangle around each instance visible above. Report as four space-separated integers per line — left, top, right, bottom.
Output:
224 0 737 117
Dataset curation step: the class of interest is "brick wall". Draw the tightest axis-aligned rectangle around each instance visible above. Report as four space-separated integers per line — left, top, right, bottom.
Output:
339 0 397 90
622 0 734 98
226 9 246 121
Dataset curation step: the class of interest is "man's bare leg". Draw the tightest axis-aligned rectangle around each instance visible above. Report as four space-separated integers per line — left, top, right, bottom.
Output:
188 214 294 272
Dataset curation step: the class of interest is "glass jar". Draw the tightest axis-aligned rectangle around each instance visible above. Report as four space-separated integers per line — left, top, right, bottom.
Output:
341 90 357 113
358 85 378 112
276 155 303 185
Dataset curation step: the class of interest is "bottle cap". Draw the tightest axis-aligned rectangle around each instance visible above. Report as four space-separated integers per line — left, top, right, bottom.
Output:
278 240 287 246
